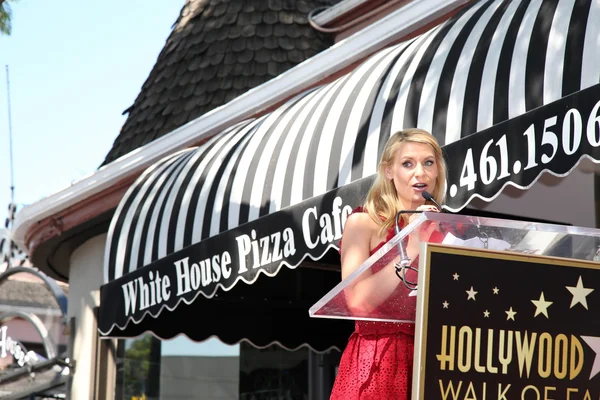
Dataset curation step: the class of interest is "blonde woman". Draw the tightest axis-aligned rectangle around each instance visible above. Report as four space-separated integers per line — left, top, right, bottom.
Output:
330 129 447 399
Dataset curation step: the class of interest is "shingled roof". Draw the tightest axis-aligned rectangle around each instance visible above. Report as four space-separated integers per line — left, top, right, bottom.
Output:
0 279 67 309
102 0 340 165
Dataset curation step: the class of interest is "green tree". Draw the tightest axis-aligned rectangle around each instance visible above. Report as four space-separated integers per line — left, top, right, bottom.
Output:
0 0 18 36
124 335 153 397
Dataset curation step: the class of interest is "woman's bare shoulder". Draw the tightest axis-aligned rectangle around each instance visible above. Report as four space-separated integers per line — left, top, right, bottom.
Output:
340 212 381 278
343 212 379 237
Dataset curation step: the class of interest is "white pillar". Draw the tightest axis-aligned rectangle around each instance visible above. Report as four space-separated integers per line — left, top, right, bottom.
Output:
68 233 108 399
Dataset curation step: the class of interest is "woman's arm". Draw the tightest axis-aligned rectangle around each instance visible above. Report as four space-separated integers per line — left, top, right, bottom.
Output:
341 206 438 314
341 213 403 314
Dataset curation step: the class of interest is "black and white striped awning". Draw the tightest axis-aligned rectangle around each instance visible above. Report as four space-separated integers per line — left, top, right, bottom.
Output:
99 0 600 347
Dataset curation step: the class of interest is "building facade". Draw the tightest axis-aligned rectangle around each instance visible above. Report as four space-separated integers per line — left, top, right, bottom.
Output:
11 0 600 398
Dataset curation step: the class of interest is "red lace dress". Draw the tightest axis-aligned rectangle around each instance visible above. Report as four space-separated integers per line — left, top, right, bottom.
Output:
330 212 416 400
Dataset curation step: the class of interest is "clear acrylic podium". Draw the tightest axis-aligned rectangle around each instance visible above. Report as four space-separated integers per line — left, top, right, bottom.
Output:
309 212 600 323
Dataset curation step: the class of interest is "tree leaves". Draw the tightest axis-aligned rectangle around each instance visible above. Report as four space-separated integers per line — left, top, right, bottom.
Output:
0 0 18 36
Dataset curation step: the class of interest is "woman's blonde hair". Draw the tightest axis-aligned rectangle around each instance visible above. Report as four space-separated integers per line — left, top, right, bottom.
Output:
364 128 447 235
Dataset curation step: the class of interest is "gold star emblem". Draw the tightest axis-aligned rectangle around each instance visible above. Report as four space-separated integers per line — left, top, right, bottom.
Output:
493 287 499 295
453 273 459 280
505 307 517 321
581 336 600 379
531 292 553 318
566 276 594 310
466 286 477 301
442 301 449 309
483 310 490 318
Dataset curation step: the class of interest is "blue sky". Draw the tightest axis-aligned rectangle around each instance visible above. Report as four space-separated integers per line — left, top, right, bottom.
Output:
1 0 241 356
0 0 184 216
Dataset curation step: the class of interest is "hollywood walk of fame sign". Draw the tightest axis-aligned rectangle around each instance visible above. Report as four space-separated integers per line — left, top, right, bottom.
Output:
414 243 600 399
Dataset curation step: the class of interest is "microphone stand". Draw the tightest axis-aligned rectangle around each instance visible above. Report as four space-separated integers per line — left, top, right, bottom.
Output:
395 211 412 268
393 192 442 289
394 210 420 290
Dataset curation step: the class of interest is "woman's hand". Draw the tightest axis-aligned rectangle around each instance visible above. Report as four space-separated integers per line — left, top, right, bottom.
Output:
408 204 439 224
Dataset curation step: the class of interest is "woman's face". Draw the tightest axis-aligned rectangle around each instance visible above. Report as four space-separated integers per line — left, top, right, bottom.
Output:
385 142 438 210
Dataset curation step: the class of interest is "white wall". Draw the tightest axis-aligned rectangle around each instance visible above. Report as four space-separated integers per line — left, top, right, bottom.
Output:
468 161 597 228
68 233 107 399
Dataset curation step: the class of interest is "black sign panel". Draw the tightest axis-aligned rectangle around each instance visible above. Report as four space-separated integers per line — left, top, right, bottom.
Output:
99 176 375 334
415 244 600 398
444 83 600 211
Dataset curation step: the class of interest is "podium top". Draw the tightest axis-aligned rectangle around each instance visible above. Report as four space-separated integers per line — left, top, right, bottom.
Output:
309 212 600 323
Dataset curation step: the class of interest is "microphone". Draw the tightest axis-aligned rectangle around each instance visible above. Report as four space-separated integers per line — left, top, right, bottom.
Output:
422 190 443 211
